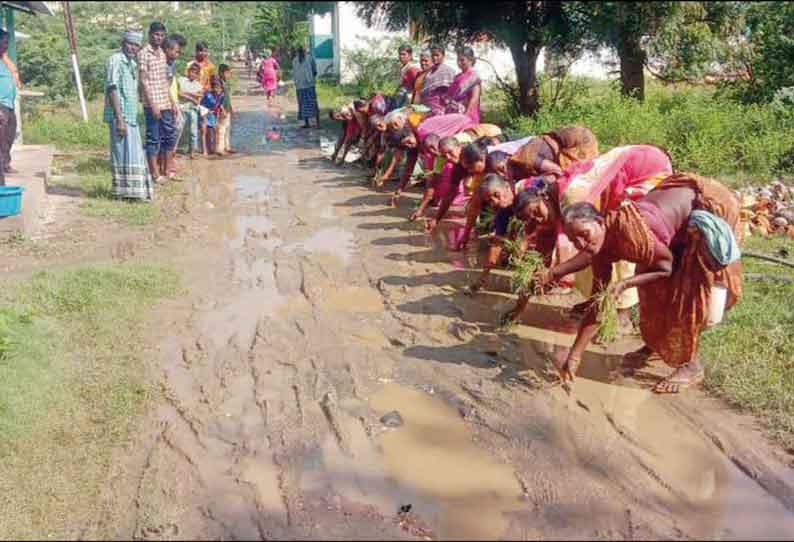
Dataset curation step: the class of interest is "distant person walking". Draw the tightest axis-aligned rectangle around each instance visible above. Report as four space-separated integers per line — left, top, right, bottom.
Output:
139 21 177 183
257 49 280 108
293 46 320 129
104 30 152 200
0 29 17 185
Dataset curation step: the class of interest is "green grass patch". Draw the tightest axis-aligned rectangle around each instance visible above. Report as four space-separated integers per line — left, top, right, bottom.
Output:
50 165 160 226
700 235 794 448
0 263 180 538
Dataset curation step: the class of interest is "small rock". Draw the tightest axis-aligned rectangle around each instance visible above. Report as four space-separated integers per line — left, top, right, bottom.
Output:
204 201 215 210
380 411 404 428
773 216 789 228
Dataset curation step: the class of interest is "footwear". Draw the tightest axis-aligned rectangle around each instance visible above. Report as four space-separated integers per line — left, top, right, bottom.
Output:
653 362 705 394
153 176 168 185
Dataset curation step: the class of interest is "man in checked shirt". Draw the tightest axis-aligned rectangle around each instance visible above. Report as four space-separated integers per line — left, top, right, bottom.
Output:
139 21 178 183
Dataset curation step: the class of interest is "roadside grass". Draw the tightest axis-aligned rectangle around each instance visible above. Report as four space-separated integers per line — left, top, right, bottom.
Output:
0 263 180 538
51 155 160 226
701 235 794 449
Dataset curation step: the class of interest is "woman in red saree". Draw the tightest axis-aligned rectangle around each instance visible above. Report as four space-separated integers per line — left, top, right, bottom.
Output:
539 173 742 393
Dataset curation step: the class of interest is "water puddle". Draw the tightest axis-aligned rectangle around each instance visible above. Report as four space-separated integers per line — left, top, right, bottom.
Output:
324 286 384 313
226 215 276 250
369 383 524 540
551 378 794 540
233 174 272 200
299 227 356 266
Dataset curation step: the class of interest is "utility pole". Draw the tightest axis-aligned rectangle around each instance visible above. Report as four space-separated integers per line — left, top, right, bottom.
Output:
61 1 88 122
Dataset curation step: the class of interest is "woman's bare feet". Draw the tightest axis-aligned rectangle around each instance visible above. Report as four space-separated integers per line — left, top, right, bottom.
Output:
653 360 705 394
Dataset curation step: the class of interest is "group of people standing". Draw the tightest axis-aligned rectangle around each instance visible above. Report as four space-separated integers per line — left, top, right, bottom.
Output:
249 46 321 130
104 23 236 201
328 43 744 395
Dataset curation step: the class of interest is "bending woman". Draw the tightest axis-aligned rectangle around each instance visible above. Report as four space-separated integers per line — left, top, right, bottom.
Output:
539 173 742 394
508 125 599 179
496 144 674 325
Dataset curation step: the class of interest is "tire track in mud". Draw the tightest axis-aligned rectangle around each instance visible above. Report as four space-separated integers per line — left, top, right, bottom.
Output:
103 98 794 541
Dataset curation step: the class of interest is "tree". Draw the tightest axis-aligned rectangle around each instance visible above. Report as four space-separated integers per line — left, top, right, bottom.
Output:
739 1 794 102
250 2 333 65
355 1 583 116
573 2 680 101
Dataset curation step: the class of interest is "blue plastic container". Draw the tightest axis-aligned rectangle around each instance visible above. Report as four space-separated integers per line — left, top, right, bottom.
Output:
0 186 24 217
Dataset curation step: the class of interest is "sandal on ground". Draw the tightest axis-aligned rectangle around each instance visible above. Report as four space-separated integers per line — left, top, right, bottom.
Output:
653 363 705 394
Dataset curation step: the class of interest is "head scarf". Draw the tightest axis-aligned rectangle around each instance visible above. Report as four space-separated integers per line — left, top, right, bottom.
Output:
122 30 143 46
263 49 272 58
688 209 741 266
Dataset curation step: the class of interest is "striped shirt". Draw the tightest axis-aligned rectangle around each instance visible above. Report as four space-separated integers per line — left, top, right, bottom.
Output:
138 44 171 110
103 51 139 126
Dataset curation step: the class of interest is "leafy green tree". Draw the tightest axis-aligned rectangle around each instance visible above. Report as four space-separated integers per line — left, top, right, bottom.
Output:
740 1 794 102
355 1 583 116
249 2 333 67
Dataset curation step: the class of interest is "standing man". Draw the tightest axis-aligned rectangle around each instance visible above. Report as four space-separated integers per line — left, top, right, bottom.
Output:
163 34 185 178
104 30 152 200
293 46 320 129
0 30 16 186
139 21 177 184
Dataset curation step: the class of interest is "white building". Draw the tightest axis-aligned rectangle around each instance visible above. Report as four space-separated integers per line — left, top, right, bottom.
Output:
309 2 613 84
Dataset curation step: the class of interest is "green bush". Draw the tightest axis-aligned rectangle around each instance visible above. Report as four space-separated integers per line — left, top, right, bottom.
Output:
504 80 794 185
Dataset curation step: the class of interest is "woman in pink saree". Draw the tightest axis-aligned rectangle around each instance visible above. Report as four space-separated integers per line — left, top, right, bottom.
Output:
257 49 280 107
419 45 457 117
498 144 674 326
445 47 481 123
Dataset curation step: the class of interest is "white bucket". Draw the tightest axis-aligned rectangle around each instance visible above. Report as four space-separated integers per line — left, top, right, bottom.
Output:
707 285 728 327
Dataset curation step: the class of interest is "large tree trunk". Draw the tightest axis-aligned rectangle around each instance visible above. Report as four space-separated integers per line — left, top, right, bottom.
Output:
509 41 542 116
617 36 646 100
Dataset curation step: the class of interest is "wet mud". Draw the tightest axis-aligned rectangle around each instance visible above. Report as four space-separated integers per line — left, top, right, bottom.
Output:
75 89 794 541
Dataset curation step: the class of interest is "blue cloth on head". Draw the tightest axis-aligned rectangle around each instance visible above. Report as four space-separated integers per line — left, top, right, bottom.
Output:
688 209 740 266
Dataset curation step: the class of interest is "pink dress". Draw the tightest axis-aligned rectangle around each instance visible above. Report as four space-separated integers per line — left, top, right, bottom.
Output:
258 58 280 96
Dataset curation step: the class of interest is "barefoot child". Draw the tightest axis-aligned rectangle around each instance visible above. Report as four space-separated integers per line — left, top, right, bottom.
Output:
200 76 225 155
218 64 235 154
177 62 203 158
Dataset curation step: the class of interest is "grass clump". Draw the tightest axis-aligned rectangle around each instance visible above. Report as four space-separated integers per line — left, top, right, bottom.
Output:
50 171 160 226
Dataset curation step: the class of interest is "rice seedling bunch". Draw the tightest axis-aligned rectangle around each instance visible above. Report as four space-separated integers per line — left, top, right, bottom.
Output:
507 248 545 297
592 289 619 344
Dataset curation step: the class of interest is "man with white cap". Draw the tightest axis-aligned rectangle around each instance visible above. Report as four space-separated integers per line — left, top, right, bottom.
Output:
104 30 153 200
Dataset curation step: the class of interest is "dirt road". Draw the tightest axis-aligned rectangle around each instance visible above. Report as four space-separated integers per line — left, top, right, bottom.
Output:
44 90 794 540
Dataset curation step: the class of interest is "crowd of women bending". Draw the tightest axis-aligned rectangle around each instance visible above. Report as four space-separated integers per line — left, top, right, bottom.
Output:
328 44 743 395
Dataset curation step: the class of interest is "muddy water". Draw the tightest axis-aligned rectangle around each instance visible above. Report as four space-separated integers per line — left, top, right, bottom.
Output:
91 91 794 542
550 379 794 540
370 384 524 540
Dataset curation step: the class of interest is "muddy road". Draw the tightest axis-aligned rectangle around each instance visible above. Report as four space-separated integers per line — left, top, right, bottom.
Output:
63 93 794 540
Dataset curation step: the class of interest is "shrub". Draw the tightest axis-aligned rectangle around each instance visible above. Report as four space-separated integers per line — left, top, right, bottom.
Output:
505 80 794 185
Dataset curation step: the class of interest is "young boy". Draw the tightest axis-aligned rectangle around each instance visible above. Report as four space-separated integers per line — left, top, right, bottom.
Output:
200 76 225 156
177 62 204 158
217 64 235 155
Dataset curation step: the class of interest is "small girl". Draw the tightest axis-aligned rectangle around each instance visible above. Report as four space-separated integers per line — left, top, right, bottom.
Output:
200 76 225 156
